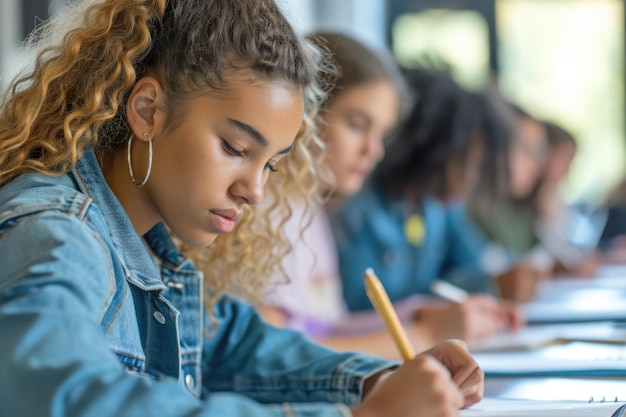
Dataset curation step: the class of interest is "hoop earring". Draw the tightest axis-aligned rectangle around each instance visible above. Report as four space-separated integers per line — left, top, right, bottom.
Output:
127 132 153 187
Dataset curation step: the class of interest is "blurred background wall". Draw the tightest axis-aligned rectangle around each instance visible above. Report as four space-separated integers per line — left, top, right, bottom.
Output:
1 0 624 206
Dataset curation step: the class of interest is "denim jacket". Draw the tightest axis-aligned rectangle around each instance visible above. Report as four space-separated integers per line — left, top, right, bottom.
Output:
0 151 394 417
331 183 448 311
331 183 495 312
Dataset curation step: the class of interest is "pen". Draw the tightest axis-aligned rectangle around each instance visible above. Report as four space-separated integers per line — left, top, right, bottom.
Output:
363 267 415 360
430 279 469 303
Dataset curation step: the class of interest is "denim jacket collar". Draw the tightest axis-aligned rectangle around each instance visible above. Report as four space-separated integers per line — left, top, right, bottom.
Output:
73 150 172 291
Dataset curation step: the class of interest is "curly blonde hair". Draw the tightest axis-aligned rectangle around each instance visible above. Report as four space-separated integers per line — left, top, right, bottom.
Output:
0 0 332 312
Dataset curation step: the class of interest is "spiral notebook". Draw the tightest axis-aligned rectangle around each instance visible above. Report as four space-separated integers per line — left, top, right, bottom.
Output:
461 398 626 417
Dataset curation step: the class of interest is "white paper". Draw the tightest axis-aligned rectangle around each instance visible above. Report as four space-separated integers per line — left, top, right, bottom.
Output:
469 322 626 353
461 398 625 417
473 342 626 376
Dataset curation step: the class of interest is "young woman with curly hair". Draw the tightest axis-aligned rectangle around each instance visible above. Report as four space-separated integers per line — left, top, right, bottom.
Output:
0 1 483 416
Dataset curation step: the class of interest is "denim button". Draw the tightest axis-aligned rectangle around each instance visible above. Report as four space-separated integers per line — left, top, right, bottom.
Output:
153 311 166 324
185 374 195 391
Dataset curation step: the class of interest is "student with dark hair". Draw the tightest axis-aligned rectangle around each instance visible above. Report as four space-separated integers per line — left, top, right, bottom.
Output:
469 105 549 258
535 121 602 277
470 109 600 283
539 121 577 217
331 68 523 348
0 1 483 416
453 103 549 300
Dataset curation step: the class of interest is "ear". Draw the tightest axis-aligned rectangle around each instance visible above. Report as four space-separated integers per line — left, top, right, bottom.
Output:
126 76 166 143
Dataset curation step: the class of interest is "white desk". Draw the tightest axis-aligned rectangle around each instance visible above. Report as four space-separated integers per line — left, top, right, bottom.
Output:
480 268 626 408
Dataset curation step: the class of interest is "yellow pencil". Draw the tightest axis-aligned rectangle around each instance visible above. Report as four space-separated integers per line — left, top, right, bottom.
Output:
363 267 415 361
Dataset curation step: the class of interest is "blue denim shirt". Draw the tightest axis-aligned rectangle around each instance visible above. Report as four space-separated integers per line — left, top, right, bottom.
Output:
0 151 394 417
331 183 448 311
331 183 494 312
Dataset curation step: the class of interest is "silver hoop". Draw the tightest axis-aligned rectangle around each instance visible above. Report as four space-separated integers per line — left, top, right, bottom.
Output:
127 132 153 187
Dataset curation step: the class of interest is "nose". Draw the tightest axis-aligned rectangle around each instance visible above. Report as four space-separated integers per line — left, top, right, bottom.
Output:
231 168 265 206
366 133 386 162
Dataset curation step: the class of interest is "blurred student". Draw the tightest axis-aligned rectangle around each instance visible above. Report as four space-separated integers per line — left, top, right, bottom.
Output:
0 1 484 416
465 104 551 300
471 109 601 284
259 31 422 358
535 121 578 223
329 68 523 348
469 105 549 257
535 121 608 278
599 175 626 263
535 121 603 277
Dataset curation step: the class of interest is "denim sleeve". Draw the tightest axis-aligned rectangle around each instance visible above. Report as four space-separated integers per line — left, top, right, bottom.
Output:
0 213 367 417
201 297 397 406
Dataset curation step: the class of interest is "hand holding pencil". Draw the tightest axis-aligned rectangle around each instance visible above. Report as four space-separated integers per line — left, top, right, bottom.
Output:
428 279 524 342
360 268 484 411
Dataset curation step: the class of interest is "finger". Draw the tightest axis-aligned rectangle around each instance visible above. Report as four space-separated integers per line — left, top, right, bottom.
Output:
480 310 508 335
449 339 468 350
439 373 465 411
461 382 484 408
451 384 466 410
510 309 525 331
483 298 508 316
454 364 484 393
471 320 500 340
495 302 520 328
474 294 500 308
501 302 525 330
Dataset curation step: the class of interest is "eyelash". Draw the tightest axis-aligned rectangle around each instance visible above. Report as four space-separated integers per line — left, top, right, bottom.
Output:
223 140 244 157
223 140 278 173
348 119 368 133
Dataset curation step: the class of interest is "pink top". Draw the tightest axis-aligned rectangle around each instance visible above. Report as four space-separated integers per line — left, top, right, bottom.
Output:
265 203 346 336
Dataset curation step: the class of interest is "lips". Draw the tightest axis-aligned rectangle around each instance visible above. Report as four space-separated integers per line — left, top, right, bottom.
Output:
209 209 242 234
354 166 372 178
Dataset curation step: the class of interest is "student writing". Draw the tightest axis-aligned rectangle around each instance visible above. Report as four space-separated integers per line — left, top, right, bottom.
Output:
331 68 524 346
0 1 483 416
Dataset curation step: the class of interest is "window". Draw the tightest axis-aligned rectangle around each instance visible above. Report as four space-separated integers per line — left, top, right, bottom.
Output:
497 0 624 202
389 0 625 203
392 8 490 91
